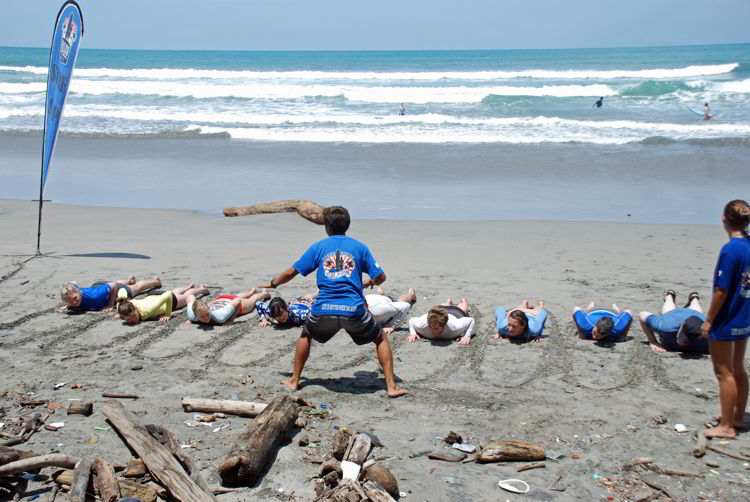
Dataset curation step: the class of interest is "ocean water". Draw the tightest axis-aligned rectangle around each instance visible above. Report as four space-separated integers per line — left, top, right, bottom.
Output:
0 44 749 145
0 44 749 223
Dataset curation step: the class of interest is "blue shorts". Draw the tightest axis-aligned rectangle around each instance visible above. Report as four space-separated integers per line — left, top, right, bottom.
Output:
496 307 548 339
709 327 750 342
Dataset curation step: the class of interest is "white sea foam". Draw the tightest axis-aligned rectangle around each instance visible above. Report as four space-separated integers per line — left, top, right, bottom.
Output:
714 79 750 93
0 80 616 101
0 63 738 81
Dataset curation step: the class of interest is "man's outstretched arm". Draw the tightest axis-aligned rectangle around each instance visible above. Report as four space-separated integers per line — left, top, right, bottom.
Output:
259 266 299 289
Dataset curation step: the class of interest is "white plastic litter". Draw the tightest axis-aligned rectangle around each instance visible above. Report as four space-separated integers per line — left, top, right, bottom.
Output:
341 460 361 480
213 423 230 433
54 382 66 389
498 479 530 494
451 443 476 453
674 424 688 433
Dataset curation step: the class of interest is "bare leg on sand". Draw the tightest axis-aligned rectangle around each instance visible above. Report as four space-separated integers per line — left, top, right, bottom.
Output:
374 331 408 398
172 284 209 309
705 338 749 438
281 332 311 391
129 276 161 296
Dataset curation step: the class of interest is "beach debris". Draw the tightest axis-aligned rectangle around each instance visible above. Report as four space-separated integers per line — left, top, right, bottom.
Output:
497 478 529 494
516 461 545 472
131 365 143 371
360 431 385 448
219 395 300 487
693 430 707 457
44 422 65 431
320 458 343 476
427 449 467 462
705 460 720 468
332 429 352 460
345 434 372 464
674 423 688 433
451 443 476 454
195 413 226 423
66 401 93 416
341 460 361 480
705 444 750 462
476 440 545 463
123 458 147 477
70 384 83 389
70 458 93 502
443 431 462 445
181 397 267 418
639 477 675 501
101 401 215 501
101 392 140 399
547 474 565 492
53 382 66 390
362 463 399 498
0 454 79 476
625 457 703 477
223 199 325 225
545 449 564 460
92 458 121 502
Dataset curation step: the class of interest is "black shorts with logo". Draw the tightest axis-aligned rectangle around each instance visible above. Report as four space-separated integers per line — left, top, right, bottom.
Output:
303 310 382 345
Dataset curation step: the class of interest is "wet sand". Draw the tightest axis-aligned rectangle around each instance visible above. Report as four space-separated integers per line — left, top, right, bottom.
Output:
1 199 748 501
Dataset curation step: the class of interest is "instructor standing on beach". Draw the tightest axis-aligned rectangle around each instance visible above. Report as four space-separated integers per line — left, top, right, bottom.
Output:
259 206 408 398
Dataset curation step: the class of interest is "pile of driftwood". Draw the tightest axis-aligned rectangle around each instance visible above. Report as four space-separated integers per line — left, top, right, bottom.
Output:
223 199 325 224
0 400 216 502
313 429 399 502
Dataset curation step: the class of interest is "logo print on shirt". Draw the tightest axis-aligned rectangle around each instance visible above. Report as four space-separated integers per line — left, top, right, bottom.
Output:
323 250 356 279
742 268 750 298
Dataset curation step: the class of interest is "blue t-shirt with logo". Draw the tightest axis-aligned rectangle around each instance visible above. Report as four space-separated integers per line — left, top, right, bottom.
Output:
293 235 384 317
74 283 111 311
712 237 750 339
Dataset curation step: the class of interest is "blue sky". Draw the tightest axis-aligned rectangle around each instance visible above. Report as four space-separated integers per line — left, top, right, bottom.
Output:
1 0 748 51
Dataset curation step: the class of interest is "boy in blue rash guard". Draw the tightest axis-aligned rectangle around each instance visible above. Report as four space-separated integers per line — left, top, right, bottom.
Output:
638 290 708 354
702 200 750 439
59 275 161 312
572 302 632 342
259 206 408 398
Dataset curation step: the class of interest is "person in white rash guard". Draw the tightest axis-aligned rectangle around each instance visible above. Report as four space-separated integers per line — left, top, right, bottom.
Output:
408 297 475 345
366 287 417 334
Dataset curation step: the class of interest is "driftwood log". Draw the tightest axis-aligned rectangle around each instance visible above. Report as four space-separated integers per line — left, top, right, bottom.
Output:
0 446 36 466
118 479 162 502
345 434 372 464
218 395 300 486
101 401 215 502
146 423 212 495
363 480 397 502
693 431 707 457
92 458 121 502
0 454 79 476
332 429 352 460
362 464 399 498
223 199 325 225
182 397 267 418
69 458 93 502
123 458 147 477
477 440 545 463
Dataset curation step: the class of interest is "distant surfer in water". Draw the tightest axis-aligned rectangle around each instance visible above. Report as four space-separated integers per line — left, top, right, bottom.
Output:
399 103 406 116
593 97 604 108
704 102 712 120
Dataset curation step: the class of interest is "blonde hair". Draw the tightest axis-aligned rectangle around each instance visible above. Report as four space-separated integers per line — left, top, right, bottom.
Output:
724 199 750 231
426 307 449 328
60 282 80 303
192 298 209 319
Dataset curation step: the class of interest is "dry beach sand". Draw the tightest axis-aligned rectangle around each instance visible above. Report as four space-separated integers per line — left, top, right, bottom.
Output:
1 199 749 501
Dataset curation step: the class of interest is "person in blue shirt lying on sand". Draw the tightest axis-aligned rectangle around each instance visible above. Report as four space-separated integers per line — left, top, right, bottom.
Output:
493 300 548 342
187 288 271 325
258 206 408 398
638 290 708 354
256 292 317 328
59 275 161 312
572 302 632 342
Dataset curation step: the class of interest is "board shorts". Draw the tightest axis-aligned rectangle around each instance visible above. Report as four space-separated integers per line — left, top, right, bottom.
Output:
303 310 381 345
95 281 133 300
646 314 709 353
440 305 466 319
214 294 243 315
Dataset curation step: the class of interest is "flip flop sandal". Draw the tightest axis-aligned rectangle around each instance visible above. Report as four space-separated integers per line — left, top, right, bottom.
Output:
665 289 677 302
684 291 699 308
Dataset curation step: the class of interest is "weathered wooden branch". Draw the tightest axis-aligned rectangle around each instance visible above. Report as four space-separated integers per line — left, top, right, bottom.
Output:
218 395 300 486
182 397 267 418
693 431 707 457
517 461 546 472
67 402 93 416
0 454 79 476
92 458 120 502
363 480 397 502
69 458 92 502
0 446 36 466
101 401 215 502
345 434 372 464
477 440 545 463
706 444 750 462
101 393 140 399
223 199 325 225
146 423 212 495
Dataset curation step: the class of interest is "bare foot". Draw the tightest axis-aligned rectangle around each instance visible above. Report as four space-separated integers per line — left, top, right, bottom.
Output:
704 425 736 439
444 298 454 306
197 285 210 296
521 300 531 309
281 378 299 391
407 288 417 303
538 301 545 309
127 275 136 284
248 287 257 295
387 387 409 398
650 343 667 353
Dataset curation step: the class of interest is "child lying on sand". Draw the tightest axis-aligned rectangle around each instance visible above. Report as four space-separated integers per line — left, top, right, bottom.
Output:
188 288 270 325
408 297 475 344
59 276 161 312
117 284 208 324
493 300 547 342
256 293 316 327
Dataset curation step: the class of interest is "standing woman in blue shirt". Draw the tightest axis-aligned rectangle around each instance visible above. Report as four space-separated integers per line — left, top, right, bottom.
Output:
702 200 750 439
